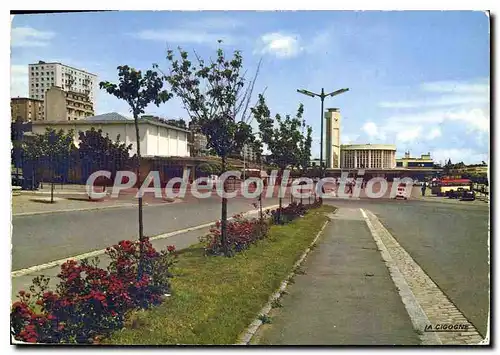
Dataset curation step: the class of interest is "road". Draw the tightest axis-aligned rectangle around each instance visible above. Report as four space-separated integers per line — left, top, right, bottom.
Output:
12 192 489 337
324 198 490 337
12 195 280 270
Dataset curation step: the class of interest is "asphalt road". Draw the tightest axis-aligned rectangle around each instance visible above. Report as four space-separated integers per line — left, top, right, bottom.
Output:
12 193 489 337
12 195 281 270
325 198 490 337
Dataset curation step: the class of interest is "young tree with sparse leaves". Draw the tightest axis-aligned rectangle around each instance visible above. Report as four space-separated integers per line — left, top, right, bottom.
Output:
100 66 172 276
157 41 261 256
251 94 307 221
23 128 75 202
77 127 133 193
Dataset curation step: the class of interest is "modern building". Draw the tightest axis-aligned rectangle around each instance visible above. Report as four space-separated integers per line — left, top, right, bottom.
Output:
341 144 397 169
241 144 257 162
11 97 44 122
44 86 94 121
396 152 434 168
28 61 98 119
30 112 190 158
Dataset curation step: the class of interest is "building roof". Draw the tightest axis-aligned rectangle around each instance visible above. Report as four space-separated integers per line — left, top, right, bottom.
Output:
29 61 97 77
11 97 43 102
33 112 190 133
83 112 133 122
341 144 397 151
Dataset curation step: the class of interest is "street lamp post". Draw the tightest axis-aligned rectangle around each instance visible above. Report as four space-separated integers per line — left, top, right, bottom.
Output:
297 87 349 178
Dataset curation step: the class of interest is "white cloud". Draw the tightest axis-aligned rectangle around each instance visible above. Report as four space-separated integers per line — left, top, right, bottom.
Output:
395 126 423 143
427 127 442 140
361 122 379 137
11 26 55 47
432 148 489 165
134 29 234 45
420 80 489 95
379 94 489 108
342 133 360 144
257 32 303 59
11 64 28 97
446 108 489 133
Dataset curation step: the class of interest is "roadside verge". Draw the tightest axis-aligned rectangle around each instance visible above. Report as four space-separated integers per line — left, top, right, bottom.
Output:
105 205 335 345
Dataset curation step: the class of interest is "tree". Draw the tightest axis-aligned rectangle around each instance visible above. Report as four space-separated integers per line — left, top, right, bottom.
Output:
23 128 75 202
251 94 305 221
159 42 260 256
297 120 313 173
100 66 172 277
77 127 133 188
11 118 31 175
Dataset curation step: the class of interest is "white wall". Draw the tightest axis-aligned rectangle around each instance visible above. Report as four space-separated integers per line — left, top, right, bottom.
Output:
32 122 189 158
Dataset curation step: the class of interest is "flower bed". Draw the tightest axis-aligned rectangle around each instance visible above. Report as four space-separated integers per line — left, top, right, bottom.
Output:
201 200 323 256
11 238 177 344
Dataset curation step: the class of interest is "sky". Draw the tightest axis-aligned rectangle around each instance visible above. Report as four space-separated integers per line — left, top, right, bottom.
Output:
10 10 490 164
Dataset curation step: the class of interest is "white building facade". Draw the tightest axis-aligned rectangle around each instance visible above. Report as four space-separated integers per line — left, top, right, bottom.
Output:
340 144 397 169
29 61 98 118
30 112 190 158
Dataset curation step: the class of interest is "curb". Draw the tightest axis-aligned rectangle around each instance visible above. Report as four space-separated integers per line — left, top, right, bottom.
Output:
12 198 183 217
360 208 442 345
234 209 334 345
11 204 282 278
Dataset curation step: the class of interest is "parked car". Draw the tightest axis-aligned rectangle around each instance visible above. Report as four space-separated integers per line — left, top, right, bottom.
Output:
460 190 476 201
11 173 24 187
395 183 409 200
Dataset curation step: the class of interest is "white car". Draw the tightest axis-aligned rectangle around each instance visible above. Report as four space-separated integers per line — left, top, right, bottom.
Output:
395 183 409 200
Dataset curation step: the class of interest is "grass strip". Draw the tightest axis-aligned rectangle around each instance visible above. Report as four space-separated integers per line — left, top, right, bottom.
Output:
108 205 336 345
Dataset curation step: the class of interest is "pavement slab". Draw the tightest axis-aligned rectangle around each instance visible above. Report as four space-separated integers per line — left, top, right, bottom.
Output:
255 207 420 345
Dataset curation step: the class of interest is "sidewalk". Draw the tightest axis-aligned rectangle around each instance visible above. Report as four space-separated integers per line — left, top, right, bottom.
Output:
254 208 420 345
11 194 180 216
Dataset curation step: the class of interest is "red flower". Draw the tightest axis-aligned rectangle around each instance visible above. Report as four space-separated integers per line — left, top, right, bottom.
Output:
167 245 176 253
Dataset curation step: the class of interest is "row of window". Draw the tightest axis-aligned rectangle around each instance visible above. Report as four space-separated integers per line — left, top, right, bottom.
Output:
341 150 394 169
32 71 54 76
31 65 54 70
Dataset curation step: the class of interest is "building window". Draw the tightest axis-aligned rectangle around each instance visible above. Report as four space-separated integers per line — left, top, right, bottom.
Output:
41 66 44 69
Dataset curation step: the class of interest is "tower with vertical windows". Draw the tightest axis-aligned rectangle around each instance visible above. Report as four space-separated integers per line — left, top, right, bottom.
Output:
324 108 341 169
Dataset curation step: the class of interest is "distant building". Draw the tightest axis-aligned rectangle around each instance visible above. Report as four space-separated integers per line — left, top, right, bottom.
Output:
11 97 44 122
341 144 397 169
187 122 210 157
396 151 434 168
241 144 257 162
31 112 190 158
44 86 95 121
29 61 98 119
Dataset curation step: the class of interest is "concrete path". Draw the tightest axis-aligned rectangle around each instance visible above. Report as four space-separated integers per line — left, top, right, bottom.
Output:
255 207 420 345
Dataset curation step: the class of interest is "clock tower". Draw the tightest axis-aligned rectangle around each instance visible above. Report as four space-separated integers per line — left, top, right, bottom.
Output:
324 108 341 169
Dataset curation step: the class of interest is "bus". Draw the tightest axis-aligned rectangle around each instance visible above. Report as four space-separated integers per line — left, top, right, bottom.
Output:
430 178 472 197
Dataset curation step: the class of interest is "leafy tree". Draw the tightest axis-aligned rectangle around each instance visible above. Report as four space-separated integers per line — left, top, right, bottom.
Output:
164 118 187 129
100 66 172 276
11 119 31 174
77 127 133 188
159 42 261 256
251 94 306 220
23 128 75 202
298 120 313 173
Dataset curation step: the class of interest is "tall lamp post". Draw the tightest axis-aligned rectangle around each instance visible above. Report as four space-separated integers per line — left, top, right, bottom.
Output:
296 87 349 178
